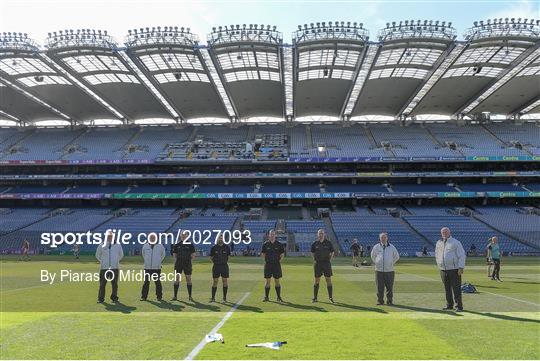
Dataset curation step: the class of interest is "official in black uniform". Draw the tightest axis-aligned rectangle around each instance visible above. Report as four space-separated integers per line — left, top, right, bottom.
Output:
261 229 285 302
210 234 231 302
172 231 196 301
311 229 335 303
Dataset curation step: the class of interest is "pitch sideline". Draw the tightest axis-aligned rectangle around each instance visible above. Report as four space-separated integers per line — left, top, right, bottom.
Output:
184 292 251 360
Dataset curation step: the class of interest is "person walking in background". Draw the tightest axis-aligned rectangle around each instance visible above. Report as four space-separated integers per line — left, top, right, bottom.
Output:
488 236 502 282
19 239 30 261
96 232 124 303
140 233 166 301
73 243 80 260
370 233 399 306
350 239 360 267
435 227 466 312
486 239 494 277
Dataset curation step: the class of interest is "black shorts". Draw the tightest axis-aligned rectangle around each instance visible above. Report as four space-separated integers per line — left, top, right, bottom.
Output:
175 262 193 276
352 251 359 257
212 264 229 278
314 261 333 277
264 263 282 279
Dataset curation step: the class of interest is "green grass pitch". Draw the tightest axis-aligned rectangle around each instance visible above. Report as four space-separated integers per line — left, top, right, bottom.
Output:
1 255 539 359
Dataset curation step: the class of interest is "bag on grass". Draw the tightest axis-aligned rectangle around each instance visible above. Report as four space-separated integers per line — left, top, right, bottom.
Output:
461 283 477 293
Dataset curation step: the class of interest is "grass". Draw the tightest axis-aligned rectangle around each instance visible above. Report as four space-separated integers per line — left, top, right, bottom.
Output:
1 255 539 359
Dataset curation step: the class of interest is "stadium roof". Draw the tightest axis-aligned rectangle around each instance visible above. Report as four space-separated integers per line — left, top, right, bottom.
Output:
1 18 539 125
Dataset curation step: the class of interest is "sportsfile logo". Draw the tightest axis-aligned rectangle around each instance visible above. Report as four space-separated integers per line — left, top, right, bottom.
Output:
40 229 252 248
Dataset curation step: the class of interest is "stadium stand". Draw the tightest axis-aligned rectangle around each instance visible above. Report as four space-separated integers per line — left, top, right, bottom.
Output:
67 185 129 193
169 210 239 253
122 126 191 160
457 183 527 192
5 185 67 193
286 220 327 253
485 122 540 155
472 206 540 248
324 183 389 192
0 208 113 251
63 128 137 160
403 207 537 253
391 183 457 192
2 122 538 161
331 208 428 256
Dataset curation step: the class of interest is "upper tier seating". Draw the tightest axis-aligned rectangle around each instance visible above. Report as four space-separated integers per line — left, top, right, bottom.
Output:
1 122 538 161
485 122 540 155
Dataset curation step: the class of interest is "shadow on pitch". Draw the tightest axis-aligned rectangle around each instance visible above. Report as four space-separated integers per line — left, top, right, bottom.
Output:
178 299 221 312
271 301 328 312
326 301 387 314
147 299 183 311
464 310 540 324
509 281 540 285
102 301 137 314
392 304 462 317
236 303 264 313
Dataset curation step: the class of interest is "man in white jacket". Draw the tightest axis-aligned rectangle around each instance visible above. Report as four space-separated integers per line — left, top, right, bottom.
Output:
370 233 400 305
140 234 166 301
435 227 466 312
95 232 124 303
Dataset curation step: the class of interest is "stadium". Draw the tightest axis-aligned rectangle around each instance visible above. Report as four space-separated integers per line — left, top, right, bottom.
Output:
0 1 539 360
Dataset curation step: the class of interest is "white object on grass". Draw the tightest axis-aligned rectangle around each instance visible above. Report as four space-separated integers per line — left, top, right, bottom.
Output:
245 341 287 350
205 333 224 343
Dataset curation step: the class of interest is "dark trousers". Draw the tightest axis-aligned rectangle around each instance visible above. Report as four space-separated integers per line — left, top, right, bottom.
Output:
141 269 163 299
375 271 395 303
492 259 501 279
98 269 119 302
440 269 462 308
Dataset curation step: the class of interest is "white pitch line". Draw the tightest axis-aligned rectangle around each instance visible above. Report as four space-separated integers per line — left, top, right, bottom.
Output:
401 271 540 307
184 292 250 360
1 284 50 293
478 289 540 307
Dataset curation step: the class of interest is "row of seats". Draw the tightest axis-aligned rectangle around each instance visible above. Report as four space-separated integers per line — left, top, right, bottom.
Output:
2 122 538 160
1 206 537 255
1 183 536 194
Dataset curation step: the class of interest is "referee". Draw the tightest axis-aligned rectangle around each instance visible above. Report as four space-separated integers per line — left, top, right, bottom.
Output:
210 234 231 302
171 231 196 301
261 229 285 302
311 229 335 303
